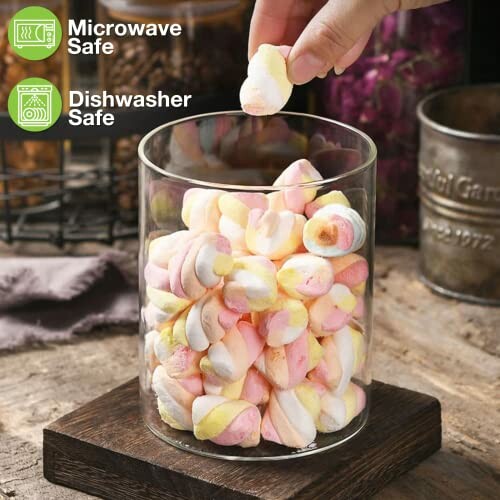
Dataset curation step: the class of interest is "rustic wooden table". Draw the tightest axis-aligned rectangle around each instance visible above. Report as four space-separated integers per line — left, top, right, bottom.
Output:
1 247 499 499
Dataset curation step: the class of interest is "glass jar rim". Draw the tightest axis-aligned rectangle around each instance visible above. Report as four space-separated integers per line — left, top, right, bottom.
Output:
138 110 377 191
417 84 500 143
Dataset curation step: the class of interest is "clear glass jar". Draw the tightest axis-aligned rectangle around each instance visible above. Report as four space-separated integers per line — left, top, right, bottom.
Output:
97 0 250 213
138 111 376 460
0 0 69 209
319 1 467 243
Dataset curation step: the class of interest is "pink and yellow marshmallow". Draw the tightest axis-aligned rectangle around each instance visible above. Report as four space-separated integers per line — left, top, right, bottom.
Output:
200 321 265 382
330 253 369 296
277 254 334 300
304 190 351 218
185 289 240 352
245 209 306 260
309 284 357 336
168 232 233 301
181 188 224 233
308 323 365 395
146 286 191 323
223 255 278 313
271 159 323 214
315 382 366 433
255 331 323 390
148 230 194 269
203 367 270 406
261 381 321 449
142 302 173 331
154 316 204 379
218 192 269 250
152 365 203 431
303 204 366 257
192 395 261 447
254 294 308 347
239 44 293 116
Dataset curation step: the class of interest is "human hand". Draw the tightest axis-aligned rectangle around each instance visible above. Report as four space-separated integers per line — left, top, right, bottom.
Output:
248 0 448 84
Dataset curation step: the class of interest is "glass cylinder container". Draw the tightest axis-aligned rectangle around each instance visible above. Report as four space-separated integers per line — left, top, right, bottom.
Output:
0 0 69 210
320 1 467 243
138 111 376 460
97 0 250 214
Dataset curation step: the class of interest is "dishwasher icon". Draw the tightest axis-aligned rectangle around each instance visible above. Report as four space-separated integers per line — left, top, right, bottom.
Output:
17 85 52 127
13 20 56 50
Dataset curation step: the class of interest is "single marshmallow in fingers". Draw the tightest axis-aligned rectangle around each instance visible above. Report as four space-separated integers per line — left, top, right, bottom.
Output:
303 204 366 257
240 44 293 116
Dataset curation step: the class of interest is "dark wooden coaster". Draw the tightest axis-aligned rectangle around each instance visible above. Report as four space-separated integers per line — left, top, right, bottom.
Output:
43 378 441 500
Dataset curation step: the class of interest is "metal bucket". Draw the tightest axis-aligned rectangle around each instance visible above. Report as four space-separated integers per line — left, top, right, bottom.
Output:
417 85 500 306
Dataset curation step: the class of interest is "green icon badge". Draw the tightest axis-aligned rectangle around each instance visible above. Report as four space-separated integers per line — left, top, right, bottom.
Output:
8 78 62 132
8 6 62 60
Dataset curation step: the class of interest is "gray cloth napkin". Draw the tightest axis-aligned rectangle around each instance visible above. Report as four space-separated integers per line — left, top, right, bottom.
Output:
0 252 139 350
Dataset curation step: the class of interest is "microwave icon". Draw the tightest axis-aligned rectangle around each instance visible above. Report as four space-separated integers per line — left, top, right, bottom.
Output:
14 20 56 49
17 85 52 127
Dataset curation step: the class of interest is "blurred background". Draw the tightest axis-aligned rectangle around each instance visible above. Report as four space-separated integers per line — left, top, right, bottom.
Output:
1 0 496 248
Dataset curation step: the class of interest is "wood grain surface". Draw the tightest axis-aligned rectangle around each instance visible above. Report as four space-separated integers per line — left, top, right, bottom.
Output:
43 379 441 500
1 246 499 499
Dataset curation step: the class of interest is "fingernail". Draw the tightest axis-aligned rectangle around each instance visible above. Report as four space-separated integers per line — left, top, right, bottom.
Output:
289 53 324 84
334 66 345 75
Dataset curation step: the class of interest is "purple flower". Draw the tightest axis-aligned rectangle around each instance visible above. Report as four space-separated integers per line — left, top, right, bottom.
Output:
322 3 466 242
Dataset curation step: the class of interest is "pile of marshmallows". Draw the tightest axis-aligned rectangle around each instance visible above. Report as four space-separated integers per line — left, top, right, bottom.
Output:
143 159 369 449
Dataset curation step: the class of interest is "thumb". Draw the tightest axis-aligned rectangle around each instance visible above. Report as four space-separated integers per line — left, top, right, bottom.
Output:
287 0 447 84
